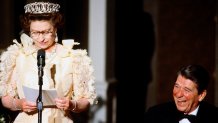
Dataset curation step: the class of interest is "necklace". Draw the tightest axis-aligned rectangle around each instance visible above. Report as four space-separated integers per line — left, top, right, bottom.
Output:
46 43 57 60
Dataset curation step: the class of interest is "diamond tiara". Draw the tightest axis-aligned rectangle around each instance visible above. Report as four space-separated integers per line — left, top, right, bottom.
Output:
24 2 60 14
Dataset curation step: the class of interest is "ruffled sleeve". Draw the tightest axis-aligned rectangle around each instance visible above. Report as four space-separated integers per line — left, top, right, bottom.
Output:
0 43 20 97
71 49 97 105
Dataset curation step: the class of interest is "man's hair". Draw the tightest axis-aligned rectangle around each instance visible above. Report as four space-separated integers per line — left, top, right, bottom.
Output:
177 64 210 94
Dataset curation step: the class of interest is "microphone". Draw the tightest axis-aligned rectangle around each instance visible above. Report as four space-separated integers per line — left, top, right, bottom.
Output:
37 49 45 78
36 49 45 122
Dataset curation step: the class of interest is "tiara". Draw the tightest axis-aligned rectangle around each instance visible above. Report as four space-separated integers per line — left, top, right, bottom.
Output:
24 2 60 14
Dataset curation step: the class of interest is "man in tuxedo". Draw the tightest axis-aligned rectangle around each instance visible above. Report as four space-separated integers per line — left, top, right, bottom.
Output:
145 64 218 123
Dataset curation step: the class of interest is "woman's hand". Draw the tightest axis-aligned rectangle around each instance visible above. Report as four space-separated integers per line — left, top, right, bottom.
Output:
54 97 71 111
55 97 90 113
1 96 37 113
20 99 37 113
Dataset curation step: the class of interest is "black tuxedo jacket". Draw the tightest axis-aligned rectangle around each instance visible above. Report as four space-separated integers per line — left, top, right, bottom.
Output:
144 101 218 123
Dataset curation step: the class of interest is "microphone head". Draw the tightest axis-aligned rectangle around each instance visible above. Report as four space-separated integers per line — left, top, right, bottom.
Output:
37 49 45 67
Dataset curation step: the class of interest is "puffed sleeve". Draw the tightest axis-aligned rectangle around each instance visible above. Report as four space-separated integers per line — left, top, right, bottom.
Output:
0 44 20 97
71 49 97 105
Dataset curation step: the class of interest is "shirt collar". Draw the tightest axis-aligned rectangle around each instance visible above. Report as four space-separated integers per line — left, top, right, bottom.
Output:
187 105 199 116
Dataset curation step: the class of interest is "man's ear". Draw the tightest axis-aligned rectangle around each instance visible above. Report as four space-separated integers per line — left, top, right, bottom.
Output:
198 90 207 102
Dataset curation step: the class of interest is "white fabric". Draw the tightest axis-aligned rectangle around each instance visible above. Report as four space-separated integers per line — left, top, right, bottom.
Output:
0 34 97 123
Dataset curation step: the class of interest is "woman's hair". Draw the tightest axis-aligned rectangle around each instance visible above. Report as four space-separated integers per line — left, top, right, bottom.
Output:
20 12 64 34
177 64 210 94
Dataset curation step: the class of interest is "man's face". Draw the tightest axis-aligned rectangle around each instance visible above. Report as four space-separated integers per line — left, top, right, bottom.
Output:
173 75 205 113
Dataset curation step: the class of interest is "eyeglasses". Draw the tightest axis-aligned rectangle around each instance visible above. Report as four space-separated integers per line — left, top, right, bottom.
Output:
30 29 53 39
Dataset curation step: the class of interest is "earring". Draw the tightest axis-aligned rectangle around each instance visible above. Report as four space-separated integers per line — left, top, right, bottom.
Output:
55 33 58 42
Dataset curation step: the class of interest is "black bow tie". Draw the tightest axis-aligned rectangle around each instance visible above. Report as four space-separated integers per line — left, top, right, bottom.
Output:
179 114 197 123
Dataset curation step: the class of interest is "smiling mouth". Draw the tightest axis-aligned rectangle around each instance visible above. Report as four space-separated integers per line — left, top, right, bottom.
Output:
177 100 187 106
39 41 47 44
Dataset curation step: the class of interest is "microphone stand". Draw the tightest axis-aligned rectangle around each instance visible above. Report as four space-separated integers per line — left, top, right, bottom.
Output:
37 59 44 123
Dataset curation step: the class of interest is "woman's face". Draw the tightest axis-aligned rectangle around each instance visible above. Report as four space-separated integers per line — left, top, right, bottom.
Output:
173 75 206 114
30 20 56 51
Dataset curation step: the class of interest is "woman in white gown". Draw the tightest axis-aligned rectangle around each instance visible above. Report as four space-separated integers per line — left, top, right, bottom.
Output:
0 0 97 123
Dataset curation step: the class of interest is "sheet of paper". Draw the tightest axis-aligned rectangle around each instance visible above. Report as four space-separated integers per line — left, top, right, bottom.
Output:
23 85 58 106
